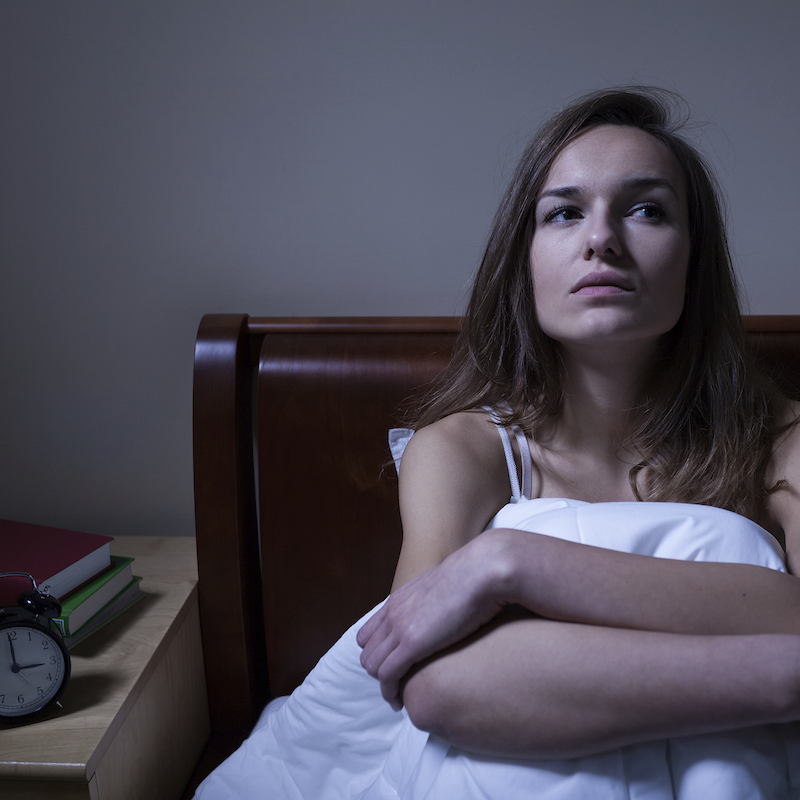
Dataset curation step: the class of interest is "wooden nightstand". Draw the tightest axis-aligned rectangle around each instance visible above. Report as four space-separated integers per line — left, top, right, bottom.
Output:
0 536 210 800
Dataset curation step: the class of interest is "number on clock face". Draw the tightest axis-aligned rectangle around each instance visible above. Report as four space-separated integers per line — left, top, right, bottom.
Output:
1 623 68 718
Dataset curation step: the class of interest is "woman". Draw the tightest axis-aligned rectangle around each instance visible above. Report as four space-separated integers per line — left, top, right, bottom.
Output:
197 88 800 799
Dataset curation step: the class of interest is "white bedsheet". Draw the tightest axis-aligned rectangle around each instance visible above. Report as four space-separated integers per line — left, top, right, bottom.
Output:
195 500 800 799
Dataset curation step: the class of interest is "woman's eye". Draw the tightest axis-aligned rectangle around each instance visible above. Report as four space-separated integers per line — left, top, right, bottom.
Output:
544 206 581 223
631 203 665 220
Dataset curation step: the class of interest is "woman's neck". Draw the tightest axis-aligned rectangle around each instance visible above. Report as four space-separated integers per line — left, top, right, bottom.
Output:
546 341 655 461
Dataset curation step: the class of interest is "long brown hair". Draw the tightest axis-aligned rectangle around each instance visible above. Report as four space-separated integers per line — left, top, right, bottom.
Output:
413 87 788 521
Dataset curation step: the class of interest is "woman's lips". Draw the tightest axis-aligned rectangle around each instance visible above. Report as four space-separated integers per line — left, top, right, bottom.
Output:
570 271 634 295
574 284 631 296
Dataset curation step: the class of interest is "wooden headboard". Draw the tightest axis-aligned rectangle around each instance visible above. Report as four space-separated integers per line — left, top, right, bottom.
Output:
191 314 800 777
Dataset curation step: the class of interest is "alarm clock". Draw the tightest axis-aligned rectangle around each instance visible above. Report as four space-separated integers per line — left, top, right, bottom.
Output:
0 572 71 720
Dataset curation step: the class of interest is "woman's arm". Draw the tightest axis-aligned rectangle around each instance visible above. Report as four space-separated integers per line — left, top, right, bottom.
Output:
358 410 800 754
388 410 512 589
766 401 800 576
467 526 800 638
403 614 800 759
359 525 800 704
357 411 512 708
364 532 800 755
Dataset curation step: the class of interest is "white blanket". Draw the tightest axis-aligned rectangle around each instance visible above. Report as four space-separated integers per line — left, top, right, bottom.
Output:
195 500 800 799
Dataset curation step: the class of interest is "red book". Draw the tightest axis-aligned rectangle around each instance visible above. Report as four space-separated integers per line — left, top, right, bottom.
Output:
0 519 113 607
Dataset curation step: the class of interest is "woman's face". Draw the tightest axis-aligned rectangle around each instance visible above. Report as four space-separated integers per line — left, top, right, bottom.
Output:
530 125 690 355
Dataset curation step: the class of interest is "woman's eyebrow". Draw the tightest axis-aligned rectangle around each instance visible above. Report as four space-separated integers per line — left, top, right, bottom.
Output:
538 185 583 202
538 176 680 203
621 176 680 198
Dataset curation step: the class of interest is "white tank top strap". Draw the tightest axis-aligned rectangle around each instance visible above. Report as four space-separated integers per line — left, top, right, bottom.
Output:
483 407 531 502
513 427 532 501
496 422 523 502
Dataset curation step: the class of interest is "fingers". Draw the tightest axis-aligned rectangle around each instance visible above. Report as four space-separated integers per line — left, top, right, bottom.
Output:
357 626 404 708
357 601 419 709
357 602 396 677
359 610 413 680
373 641 419 710
356 604 385 648
356 559 490 709
359 623 395 677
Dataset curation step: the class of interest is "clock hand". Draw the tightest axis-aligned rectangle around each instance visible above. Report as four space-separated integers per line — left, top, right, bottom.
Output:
18 662 45 670
10 662 33 684
7 637 38 683
6 633 20 669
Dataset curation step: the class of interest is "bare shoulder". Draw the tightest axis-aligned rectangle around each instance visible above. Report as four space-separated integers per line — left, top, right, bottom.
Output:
400 409 511 516
766 400 800 574
403 409 507 466
767 400 800 482
392 410 511 588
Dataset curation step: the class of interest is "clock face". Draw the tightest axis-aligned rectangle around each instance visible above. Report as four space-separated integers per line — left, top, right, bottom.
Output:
1 621 70 719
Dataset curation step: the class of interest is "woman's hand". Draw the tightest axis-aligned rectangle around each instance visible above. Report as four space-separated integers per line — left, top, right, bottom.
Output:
356 532 511 710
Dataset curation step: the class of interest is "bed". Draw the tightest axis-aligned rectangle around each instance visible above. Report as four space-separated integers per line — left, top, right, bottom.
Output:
188 313 800 792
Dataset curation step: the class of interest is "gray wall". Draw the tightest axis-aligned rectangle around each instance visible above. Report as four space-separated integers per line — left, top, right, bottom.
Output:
1 1 798 538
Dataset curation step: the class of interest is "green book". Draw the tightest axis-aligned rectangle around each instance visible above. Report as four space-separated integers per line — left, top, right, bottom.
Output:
64 577 144 649
52 556 135 636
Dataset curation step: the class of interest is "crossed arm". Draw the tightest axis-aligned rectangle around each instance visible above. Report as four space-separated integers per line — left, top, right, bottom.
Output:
356 413 800 758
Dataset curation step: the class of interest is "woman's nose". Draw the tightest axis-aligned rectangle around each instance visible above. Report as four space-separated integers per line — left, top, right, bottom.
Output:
583 212 622 260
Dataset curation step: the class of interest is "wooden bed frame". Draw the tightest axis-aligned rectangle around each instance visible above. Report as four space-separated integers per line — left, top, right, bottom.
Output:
190 313 800 784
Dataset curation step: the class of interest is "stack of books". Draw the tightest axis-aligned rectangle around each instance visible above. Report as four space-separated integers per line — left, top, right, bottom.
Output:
0 519 143 648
